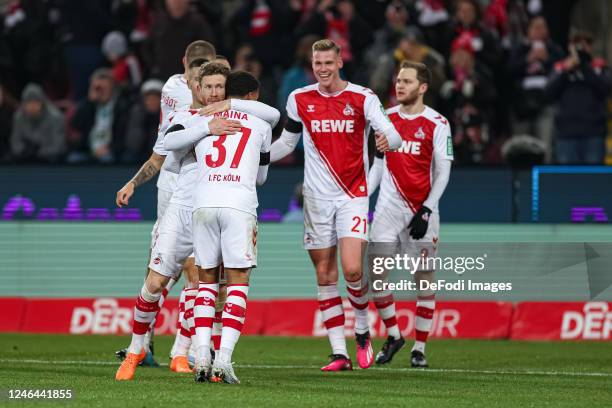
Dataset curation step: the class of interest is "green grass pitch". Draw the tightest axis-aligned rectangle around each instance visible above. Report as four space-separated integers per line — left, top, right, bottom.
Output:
1 334 611 407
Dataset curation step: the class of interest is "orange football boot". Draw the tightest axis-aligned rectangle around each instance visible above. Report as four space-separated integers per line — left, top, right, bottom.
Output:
115 350 146 381
170 356 192 373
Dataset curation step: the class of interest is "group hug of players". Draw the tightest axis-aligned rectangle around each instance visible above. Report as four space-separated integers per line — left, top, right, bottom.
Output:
113 37 452 384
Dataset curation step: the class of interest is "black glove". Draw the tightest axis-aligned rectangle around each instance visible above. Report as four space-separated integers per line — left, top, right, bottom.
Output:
408 206 432 240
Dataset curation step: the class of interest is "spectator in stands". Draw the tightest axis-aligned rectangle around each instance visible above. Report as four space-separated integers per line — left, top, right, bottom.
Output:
122 79 162 163
2 0 62 95
547 29 612 164
366 0 415 63
102 31 142 91
509 15 563 162
0 83 18 162
413 0 450 53
444 0 502 71
233 43 276 106
55 1 112 100
296 0 373 83
144 0 215 80
370 27 445 108
230 0 300 69
439 37 497 164
10 83 65 163
68 68 132 164
278 35 318 114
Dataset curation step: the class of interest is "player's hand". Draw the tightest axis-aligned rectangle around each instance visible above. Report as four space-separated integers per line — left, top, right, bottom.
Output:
208 117 242 135
199 100 231 117
375 133 390 152
116 182 135 207
408 206 432 240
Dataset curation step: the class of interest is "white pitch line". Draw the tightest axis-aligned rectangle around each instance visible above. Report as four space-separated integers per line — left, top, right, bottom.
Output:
1 359 611 378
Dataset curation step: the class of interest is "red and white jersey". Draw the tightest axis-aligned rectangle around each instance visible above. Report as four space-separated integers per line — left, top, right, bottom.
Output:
193 110 272 216
166 109 199 208
287 82 394 200
153 74 192 193
378 105 453 213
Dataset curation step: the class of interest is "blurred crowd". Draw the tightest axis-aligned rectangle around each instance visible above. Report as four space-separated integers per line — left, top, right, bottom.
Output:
0 0 611 165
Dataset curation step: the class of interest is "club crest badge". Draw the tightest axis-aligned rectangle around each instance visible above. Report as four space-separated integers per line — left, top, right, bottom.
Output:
343 103 354 116
414 127 426 139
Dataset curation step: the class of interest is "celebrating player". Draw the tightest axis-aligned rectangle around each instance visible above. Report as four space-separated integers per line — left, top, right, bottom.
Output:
368 60 453 367
114 41 216 366
270 39 402 371
164 71 274 384
114 64 245 382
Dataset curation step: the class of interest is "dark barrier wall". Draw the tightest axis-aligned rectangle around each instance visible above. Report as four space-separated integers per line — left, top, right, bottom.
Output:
0 165 610 223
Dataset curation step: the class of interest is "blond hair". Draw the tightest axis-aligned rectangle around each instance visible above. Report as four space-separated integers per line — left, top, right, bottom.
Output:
312 39 341 55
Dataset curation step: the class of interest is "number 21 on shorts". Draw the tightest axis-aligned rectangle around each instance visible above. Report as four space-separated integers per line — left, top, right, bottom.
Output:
351 216 367 234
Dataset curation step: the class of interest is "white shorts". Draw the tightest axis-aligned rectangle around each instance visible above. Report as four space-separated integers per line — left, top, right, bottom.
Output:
149 204 193 278
150 188 174 248
157 188 173 219
370 201 440 270
193 207 257 269
303 196 369 250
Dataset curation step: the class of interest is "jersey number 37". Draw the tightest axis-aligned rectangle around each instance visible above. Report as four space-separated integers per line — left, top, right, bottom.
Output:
205 127 251 169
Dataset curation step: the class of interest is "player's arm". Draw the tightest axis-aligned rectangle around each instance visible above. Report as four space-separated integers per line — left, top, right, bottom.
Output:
422 122 453 210
198 100 281 128
257 126 273 186
231 100 281 127
367 150 384 196
270 91 302 162
270 119 302 162
364 92 402 151
408 122 453 240
163 117 242 151
422 158 451 210
116 152 165 207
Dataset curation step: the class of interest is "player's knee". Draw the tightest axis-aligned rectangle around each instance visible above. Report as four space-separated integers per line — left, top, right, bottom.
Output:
343 267 362 283
145 269 169 294
183 256 195 271
144 279 164 295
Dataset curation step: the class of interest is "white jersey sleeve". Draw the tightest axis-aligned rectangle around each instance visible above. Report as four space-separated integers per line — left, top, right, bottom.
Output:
363 90 401 149
231 99 280 128
261 124 272 153
286 90 301 123
153 74 192 156
433 120 454 162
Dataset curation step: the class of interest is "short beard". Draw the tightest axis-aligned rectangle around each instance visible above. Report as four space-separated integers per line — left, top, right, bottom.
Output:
398 89 420 106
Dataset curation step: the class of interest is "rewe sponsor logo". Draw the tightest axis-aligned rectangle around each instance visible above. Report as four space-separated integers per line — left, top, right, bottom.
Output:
310 119 354 133
397 140 421 155
69 298 178 335
560 302 612 340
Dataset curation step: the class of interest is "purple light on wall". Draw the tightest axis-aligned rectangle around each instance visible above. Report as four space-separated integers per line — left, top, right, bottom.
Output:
86 208 113 221
571 207 608 223
2 194 142 221
62 194 83 220
259 208 282 222
114 208 142 221
2 195 35 220
37 208 59 220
